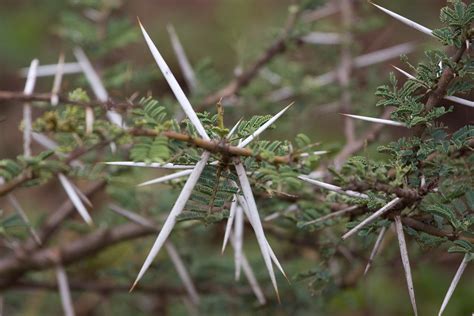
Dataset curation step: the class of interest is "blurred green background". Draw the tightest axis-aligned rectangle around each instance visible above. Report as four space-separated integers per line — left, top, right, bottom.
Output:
0 0 472 315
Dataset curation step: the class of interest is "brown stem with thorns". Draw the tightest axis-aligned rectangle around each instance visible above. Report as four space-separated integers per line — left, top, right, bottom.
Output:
131 129 296 164
0 136 117 197
424 43 467 113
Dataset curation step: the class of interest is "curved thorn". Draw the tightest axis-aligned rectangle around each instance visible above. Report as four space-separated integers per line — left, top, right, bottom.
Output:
138 20 209 140
342 198 401 240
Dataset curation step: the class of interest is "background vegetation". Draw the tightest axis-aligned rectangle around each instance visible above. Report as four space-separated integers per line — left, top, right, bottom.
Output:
0 0 472 315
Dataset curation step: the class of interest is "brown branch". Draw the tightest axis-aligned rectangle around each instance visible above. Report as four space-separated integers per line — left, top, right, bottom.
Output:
0 171 31 197
0 135 116 197
339 0 356 147
35 181 106 246
12 279 254 299
324 198 474 243
400 217 474 243
131 129 296 164
12 280 189 295
0 181 106 286
197 6 302 110
424 43 467 113
0 222 155 289
332 107 393 168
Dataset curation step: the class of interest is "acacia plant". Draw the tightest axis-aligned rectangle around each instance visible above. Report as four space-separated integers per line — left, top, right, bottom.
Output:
0 0 472 315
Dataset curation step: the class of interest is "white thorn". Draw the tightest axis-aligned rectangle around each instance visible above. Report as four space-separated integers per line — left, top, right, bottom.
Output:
393 66 474 108
58 173 93 225
24 59 39 95
73 47 108 102
394 215 418 316
239 103 293 148
264 204 298 222
165 242 200 305
105 161 196 169
85 107 94 134
138 169 193 187
51 53 65 106
234 204 244 281
131 151 210 291
341 113 407 127
138 20 209 140
108 204 200 304
444 95 474 108
234 161 280 300
392 65 416 80
371 2 433 37
32 132 59 151
267 86 294 102
298 175 369 199
301 32 342 45
438 254 469 316
308 43 415 88
364 226 387 275
260 68 282 85
230 237 266 305
226 118 243 140
55 265 76 316
236 194 287 280
108 203 156 230
73 47 123 127
221 197 237 253
342 198 401 240
265 238 287 281
70 182 92 208
354 42 416 68
167 24 198 92
298 150 328 158
301 206 358 226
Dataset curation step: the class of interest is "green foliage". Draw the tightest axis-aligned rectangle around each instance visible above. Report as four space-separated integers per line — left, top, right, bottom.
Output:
375 72 452 127
0 151 66 184
234 115 272 141
179 165 238 223
56 0 139 56
0 159 22 181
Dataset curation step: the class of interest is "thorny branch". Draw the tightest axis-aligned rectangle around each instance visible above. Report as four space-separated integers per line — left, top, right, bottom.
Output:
130 129 297 164
0 135 117 197
0 2 471 310
197 5 303 110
